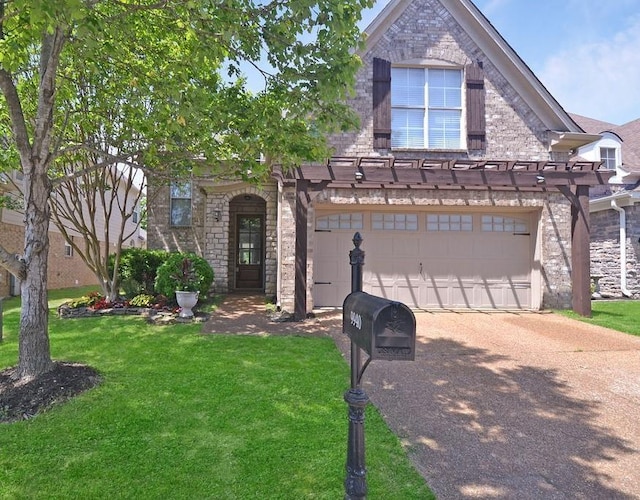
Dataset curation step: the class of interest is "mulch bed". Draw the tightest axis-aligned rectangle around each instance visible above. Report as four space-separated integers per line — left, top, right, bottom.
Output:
0 362 102 424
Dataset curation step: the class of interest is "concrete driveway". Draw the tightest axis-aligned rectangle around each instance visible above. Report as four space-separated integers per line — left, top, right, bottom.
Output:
331 310 640 499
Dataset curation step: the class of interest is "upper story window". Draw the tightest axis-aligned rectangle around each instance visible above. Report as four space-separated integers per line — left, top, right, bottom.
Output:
373 58 485 151
600 147 617 170
132 207 139 224
391 67 463 149
170 181 192 227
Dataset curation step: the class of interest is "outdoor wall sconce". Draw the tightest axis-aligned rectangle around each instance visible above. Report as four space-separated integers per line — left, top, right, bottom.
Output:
354 170 364 181
536 175 545 184
214 210 221 222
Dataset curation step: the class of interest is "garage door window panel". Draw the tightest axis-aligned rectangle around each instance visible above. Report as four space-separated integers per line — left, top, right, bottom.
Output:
481 215 528 234
372 213 418 230
427 214 472 231
316 213 363 230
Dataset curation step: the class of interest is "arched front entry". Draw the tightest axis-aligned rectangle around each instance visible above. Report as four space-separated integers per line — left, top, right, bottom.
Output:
229 194 267 291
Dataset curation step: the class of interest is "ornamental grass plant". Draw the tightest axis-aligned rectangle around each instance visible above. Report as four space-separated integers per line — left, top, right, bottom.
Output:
0 287 433 499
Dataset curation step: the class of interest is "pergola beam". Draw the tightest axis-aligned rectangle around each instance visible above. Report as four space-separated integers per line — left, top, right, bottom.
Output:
283 163 610 188
280 157 611 319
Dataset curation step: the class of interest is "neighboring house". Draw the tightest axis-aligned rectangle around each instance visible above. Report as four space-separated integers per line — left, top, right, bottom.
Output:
571 113 640 298
0 168 146 297
147 0 609 318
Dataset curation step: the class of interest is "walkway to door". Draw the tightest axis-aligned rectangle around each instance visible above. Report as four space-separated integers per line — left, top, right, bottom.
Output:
203 295 640 498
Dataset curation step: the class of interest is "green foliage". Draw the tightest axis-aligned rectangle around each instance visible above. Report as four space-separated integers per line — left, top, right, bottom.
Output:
67 291 104 309
154 253 214 297
0 0 373 377
128 293 156 308
0 0 373 183
110 248 169 296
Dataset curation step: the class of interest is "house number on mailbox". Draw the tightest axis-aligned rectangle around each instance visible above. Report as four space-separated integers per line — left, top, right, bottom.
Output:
350 311 362 330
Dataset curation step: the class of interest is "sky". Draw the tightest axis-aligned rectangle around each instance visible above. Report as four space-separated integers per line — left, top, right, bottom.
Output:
360 0 640 125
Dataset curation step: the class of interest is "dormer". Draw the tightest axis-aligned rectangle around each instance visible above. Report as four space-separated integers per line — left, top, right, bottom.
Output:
575 131 626 183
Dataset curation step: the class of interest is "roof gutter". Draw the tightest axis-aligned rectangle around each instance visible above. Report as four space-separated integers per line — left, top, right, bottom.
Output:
610 200 632 297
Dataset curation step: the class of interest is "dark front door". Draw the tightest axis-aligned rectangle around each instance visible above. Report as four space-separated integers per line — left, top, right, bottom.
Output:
236 215 264 289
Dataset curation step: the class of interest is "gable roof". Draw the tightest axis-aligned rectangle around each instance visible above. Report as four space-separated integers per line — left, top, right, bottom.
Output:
363 0 597 142
571 113 640 172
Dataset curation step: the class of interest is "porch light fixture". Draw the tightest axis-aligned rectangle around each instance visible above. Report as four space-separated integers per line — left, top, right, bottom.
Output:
214 210 221 222
354 170 364 181
536 175 545 184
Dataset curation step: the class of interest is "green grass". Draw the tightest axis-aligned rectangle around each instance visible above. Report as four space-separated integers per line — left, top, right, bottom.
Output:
559 300 640 336
0 288 433 499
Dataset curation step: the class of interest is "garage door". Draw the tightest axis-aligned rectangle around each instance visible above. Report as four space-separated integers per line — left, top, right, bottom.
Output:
313 210 534 309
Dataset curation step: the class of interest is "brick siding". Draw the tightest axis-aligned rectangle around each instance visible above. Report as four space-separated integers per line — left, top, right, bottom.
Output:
0 221 100 297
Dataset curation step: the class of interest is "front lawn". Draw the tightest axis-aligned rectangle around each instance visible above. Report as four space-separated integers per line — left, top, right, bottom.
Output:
560 300 640 337
0 288 433 499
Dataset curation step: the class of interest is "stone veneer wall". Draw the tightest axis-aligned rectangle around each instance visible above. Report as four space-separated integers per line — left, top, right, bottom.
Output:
146 177 207 256
277 186 573 312
591 206 640 298
147 178 278 297
202 183 278 297
277 186 297 311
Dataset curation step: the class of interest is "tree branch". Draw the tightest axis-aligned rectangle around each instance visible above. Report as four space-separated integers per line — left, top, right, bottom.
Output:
0 243 26 281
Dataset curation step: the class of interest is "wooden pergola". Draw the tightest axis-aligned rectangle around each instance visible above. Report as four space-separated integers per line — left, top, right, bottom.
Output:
274 157 613 319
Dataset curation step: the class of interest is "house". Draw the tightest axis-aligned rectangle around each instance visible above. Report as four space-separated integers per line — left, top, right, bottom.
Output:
147 0 610 318
0 168 146 297
571 113 640 298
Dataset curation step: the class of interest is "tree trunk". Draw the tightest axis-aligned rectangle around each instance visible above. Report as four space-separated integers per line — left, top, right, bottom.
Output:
16 167 54 380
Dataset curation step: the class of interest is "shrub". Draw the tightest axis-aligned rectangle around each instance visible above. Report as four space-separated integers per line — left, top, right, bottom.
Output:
109 248 170 297
154 253 214 298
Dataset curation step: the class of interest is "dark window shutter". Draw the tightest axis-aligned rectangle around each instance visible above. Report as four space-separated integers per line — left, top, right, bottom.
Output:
466 62 486 150
373 57 391 149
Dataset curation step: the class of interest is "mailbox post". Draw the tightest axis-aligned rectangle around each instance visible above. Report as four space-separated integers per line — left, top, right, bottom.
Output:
344 233 368 499
343 233 416 499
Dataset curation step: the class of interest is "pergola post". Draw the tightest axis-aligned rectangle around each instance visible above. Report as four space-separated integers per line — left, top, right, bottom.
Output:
571 185 591 317
294 180 309 321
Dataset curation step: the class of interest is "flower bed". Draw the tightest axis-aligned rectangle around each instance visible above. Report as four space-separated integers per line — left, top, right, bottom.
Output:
56 290 208 324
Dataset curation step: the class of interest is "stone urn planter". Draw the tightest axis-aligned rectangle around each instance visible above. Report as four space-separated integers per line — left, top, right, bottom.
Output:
175 290 199 318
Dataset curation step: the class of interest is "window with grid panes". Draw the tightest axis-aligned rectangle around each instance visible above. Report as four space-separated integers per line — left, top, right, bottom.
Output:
391 67 463 149
600 147 617 170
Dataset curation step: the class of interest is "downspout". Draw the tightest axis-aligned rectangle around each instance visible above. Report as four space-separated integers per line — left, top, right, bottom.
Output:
611 200 632 297
276 182 283 310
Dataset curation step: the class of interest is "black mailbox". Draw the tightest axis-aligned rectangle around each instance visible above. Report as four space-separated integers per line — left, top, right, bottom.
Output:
343 291 416 361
